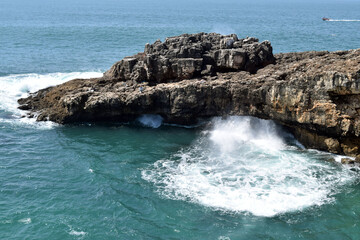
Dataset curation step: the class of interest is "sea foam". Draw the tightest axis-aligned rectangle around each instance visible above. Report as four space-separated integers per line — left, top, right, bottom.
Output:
0 72 102 128
69 230 87 236
18 218 31 224
142 116 357 217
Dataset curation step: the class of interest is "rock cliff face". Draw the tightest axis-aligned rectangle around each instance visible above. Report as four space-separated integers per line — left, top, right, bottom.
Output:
18 33 360 156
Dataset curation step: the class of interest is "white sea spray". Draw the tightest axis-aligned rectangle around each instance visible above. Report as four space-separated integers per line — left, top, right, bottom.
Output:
143 116 357 217
137 114 163 128
0 72 102 128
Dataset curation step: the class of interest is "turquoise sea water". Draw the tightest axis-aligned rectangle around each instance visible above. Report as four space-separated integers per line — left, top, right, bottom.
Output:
1 0 360 239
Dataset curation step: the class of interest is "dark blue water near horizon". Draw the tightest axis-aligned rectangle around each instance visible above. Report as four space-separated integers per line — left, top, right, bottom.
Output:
1 0 360 239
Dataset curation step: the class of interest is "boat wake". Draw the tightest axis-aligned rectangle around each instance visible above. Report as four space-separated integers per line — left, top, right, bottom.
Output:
328 19 360 22
142 116 358 217
0 72 102 128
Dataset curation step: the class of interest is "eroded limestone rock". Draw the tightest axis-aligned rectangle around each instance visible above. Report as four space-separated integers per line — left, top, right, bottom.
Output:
17 33 360 156
103 33 275 83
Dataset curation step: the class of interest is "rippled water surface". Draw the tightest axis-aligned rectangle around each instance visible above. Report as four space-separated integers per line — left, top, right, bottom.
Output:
1 0 360 239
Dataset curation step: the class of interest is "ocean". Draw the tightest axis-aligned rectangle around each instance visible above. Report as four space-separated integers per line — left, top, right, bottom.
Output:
1 0 360 239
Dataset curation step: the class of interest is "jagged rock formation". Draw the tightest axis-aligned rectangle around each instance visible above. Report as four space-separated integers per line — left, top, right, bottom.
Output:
103 33 275 83
18 33 360 157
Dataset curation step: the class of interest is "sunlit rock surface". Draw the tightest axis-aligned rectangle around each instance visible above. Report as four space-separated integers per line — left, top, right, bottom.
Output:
18 33 360 156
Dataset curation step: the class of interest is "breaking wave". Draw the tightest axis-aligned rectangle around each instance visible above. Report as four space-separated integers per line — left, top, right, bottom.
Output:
142 116 357 217
0 72 102 128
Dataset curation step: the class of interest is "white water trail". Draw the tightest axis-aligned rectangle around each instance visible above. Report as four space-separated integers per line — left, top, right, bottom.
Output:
0 72 102 128
143 116 358 217
328 19 360 22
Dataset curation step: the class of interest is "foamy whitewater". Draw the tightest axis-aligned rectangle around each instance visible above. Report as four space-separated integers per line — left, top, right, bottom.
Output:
2 0 360 238
0 72 102 127
142 116 357 217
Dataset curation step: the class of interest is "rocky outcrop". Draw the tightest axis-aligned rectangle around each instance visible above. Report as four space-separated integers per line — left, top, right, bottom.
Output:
18 33 360 156
103 33 275 83
341 157 360 165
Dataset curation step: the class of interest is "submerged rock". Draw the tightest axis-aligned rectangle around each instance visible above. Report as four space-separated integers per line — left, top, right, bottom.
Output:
17 33 360 156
